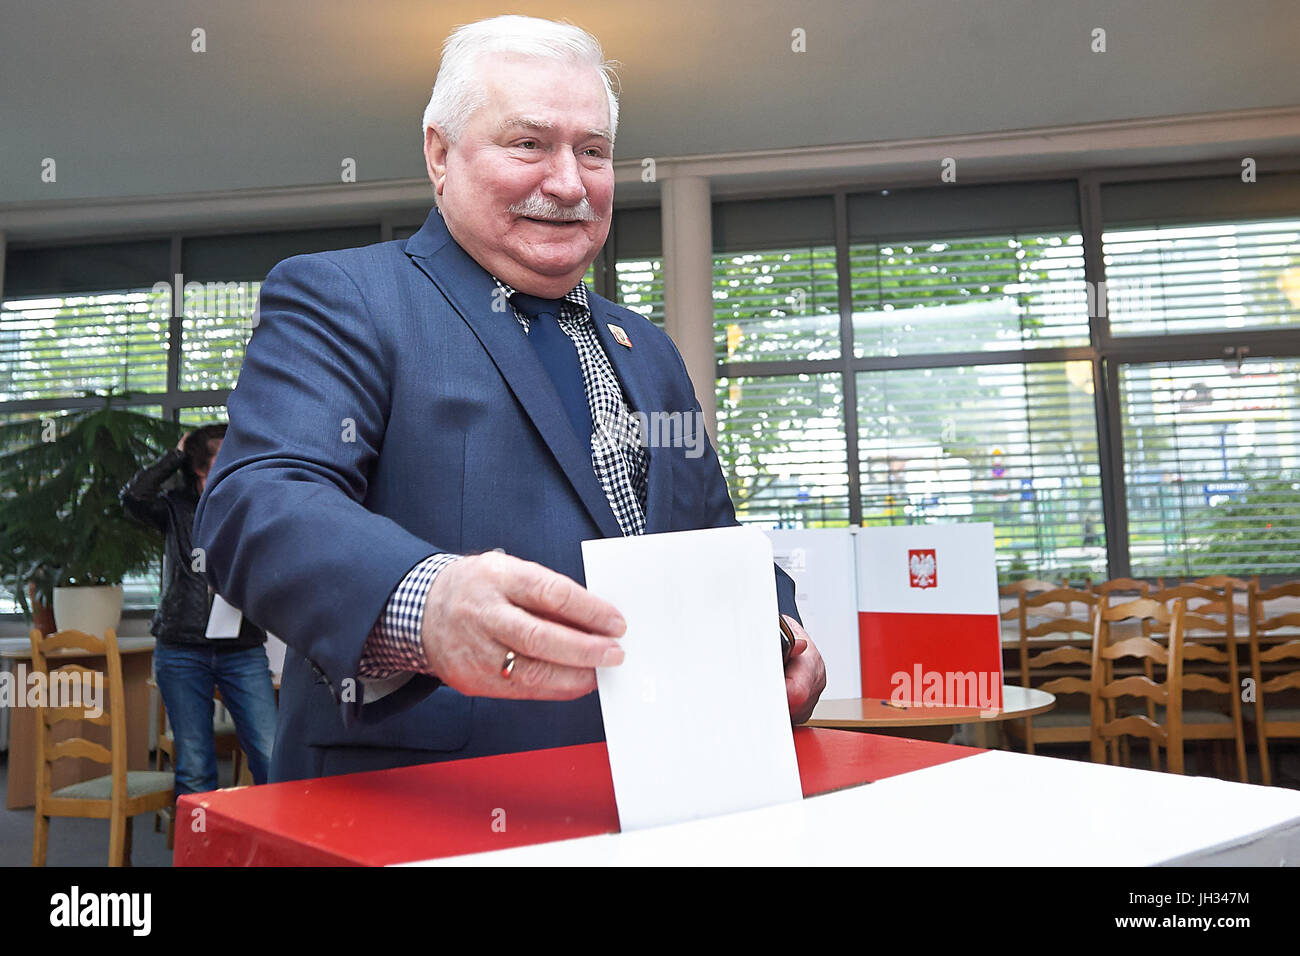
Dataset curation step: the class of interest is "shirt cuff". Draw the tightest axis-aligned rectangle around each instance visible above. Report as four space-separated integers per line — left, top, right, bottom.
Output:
358 552 463 679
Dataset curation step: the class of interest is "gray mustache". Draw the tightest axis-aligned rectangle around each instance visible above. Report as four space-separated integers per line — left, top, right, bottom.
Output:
508 194 602 222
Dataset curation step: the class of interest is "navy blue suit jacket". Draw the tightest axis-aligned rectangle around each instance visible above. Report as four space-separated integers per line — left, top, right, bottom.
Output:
194 208 801 782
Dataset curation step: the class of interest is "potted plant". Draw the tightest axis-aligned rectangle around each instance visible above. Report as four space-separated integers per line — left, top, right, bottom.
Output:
0 392 181 636
0 548 58 633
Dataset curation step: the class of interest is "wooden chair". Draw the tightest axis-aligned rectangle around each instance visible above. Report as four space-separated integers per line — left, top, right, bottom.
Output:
1000 580 1061 683
30 628 175 866
1174 603 1249 782
1145 583 1248 781
1091 598 1184 773
1093 579 1154 764
1006 587 1097 754
1246 580 1300 786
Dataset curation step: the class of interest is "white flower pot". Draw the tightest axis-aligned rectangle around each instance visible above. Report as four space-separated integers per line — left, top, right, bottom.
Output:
52 585 124 637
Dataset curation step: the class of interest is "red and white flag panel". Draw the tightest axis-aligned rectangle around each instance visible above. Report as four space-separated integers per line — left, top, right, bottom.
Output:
855 523 1003 710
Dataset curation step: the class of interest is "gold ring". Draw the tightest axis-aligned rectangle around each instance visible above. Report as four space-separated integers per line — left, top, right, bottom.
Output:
501 650 517 679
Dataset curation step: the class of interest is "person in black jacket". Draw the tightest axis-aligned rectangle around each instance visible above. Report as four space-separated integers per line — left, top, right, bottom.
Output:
120 423 277 795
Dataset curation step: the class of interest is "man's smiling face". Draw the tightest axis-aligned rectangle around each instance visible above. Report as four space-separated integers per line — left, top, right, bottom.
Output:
425 53 615 298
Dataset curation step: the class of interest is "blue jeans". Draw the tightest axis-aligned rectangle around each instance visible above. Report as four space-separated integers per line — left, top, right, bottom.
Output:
153 642 278 796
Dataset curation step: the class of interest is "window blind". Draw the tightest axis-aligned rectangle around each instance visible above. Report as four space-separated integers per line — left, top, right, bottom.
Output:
614 258 664 327
1120 357 1300 578
179 283 260 391
714 246 840 363
178 404 229 426
849 232 1089 357
715 372 848 527
858 361 1105 579
0 290 169 401
1102 217 1300 336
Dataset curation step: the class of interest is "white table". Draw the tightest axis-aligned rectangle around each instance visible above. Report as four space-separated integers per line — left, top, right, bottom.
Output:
807 686 1055 728
407 750 1300 866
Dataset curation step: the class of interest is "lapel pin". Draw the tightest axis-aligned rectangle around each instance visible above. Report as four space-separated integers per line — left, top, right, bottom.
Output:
608 324 632 348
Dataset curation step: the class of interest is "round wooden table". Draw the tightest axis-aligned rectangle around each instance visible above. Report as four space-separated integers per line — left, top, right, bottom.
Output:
803 685 1055 729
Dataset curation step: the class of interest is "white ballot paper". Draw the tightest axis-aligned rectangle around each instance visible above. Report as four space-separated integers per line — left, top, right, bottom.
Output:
581 526 803 831
205 594 243 640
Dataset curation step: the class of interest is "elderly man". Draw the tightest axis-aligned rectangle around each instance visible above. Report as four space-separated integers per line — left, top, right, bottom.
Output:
195 14 825 783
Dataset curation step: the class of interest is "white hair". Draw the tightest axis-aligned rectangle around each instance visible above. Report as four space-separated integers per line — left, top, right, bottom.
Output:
421 15 619 145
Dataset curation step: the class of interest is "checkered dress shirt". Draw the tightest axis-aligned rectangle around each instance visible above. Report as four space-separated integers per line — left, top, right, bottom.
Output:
358 280 648 678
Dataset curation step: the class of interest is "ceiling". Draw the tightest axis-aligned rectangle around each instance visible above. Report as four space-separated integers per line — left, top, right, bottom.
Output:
1 0 1298 207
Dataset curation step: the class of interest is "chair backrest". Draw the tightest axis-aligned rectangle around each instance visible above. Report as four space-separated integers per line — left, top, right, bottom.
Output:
999 578 1061 619
27 628 127 806
1175 604 1241 698
1019 588 1097 699
1148 583 1231 633
1095 578 1152 606
1191 575 1255 592
1184 576 1252 616
1247 580 1300 699
1091 598 1185 771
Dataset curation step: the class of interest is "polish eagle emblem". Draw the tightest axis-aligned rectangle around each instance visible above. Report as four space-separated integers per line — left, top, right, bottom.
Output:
908 549 937 589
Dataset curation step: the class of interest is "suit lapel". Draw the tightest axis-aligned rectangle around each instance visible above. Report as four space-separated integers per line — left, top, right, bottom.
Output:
589 300 675 535
404 212 622 539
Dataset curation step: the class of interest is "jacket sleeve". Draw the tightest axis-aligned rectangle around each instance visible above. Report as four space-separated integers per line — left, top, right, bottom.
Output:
662 340 804 628
193 253 442 709
119 448 186 533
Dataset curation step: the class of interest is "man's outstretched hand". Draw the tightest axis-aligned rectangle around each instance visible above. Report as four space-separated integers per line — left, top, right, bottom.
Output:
420 551 625 700
419 552 825 723
782 614 827 725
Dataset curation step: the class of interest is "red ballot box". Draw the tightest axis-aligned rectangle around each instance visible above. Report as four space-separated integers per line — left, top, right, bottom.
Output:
174 728 980 866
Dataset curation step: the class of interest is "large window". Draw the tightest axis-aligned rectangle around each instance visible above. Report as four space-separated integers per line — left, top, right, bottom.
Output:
1103 173 1300 579
0 225 383 613
1101 176 1300 337
1120 358 1300 578
6 166 1300 614
613 173 1300 581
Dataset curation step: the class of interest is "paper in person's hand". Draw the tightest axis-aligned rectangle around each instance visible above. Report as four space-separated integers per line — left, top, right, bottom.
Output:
581 526 802 831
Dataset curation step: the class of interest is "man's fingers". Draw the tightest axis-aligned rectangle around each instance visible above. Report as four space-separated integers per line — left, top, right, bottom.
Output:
505 654 599 700
782 631 826 725
494 604 624 669
422 551 625 702
501 558 625 636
